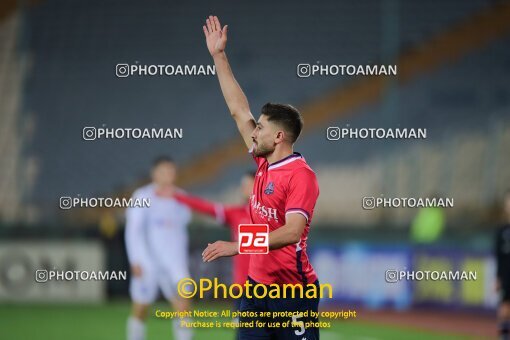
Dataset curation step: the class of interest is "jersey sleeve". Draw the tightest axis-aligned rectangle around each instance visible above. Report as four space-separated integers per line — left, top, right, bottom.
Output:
174 192 226 224
285 168 319 223
124 189 151 265
181 204 192 226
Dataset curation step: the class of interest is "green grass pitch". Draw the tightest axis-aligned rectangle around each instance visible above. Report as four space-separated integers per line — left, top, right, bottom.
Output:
0 301 474 339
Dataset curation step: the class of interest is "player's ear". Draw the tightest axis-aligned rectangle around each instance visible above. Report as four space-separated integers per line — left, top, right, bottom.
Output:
274 130 285 144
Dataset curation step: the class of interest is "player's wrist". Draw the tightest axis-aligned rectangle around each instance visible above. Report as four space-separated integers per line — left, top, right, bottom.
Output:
231 241 239 255
212 51 226 60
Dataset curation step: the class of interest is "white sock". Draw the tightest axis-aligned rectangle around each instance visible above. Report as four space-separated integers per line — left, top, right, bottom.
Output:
127 316 146 340
173 318 193 340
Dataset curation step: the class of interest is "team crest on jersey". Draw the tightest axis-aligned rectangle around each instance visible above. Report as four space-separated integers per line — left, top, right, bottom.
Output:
264 182 274 195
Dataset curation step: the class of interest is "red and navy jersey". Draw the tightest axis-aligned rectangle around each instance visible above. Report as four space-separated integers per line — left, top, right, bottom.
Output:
174 192 251 285
248 150 319 285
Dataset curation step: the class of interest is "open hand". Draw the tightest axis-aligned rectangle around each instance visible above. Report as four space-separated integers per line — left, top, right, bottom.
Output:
203 15 228 57
202 240 237 262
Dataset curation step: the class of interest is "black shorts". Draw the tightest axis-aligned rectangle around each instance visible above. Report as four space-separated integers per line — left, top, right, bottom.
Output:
238 277 320 340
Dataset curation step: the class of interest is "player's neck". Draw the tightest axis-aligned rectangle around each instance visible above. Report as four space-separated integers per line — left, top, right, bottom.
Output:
155 183 172 189
266 145 294 165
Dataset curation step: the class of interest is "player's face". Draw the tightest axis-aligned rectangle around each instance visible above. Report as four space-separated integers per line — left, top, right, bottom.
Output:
251 115 280 157
151 162 176 187
240 175 254 200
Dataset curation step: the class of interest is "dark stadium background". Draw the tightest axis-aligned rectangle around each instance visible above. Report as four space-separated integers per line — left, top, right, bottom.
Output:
0 0 509 338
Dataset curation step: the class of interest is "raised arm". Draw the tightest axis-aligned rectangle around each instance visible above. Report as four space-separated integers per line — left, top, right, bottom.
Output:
204 15 256 149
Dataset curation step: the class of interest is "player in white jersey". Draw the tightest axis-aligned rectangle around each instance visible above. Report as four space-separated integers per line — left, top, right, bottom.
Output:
125 156 193 340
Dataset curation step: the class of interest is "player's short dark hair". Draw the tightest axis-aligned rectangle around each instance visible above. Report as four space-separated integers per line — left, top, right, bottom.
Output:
152 156 174 168
261 102 303 143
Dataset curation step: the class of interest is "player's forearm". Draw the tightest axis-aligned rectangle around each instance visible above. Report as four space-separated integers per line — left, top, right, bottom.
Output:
268 224 302 250
213 52 251 118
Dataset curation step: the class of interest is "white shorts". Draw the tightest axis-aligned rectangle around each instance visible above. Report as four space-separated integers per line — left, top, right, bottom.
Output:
129 260 190 304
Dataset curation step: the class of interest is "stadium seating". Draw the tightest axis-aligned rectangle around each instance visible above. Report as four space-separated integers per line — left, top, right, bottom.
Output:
0 10 29 223
4 0 508 227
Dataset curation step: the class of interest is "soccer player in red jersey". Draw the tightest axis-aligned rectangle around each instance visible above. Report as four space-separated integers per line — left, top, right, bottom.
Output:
201 16 321 340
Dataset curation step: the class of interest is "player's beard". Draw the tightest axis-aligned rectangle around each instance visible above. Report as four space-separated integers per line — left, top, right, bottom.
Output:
253 141 274 158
